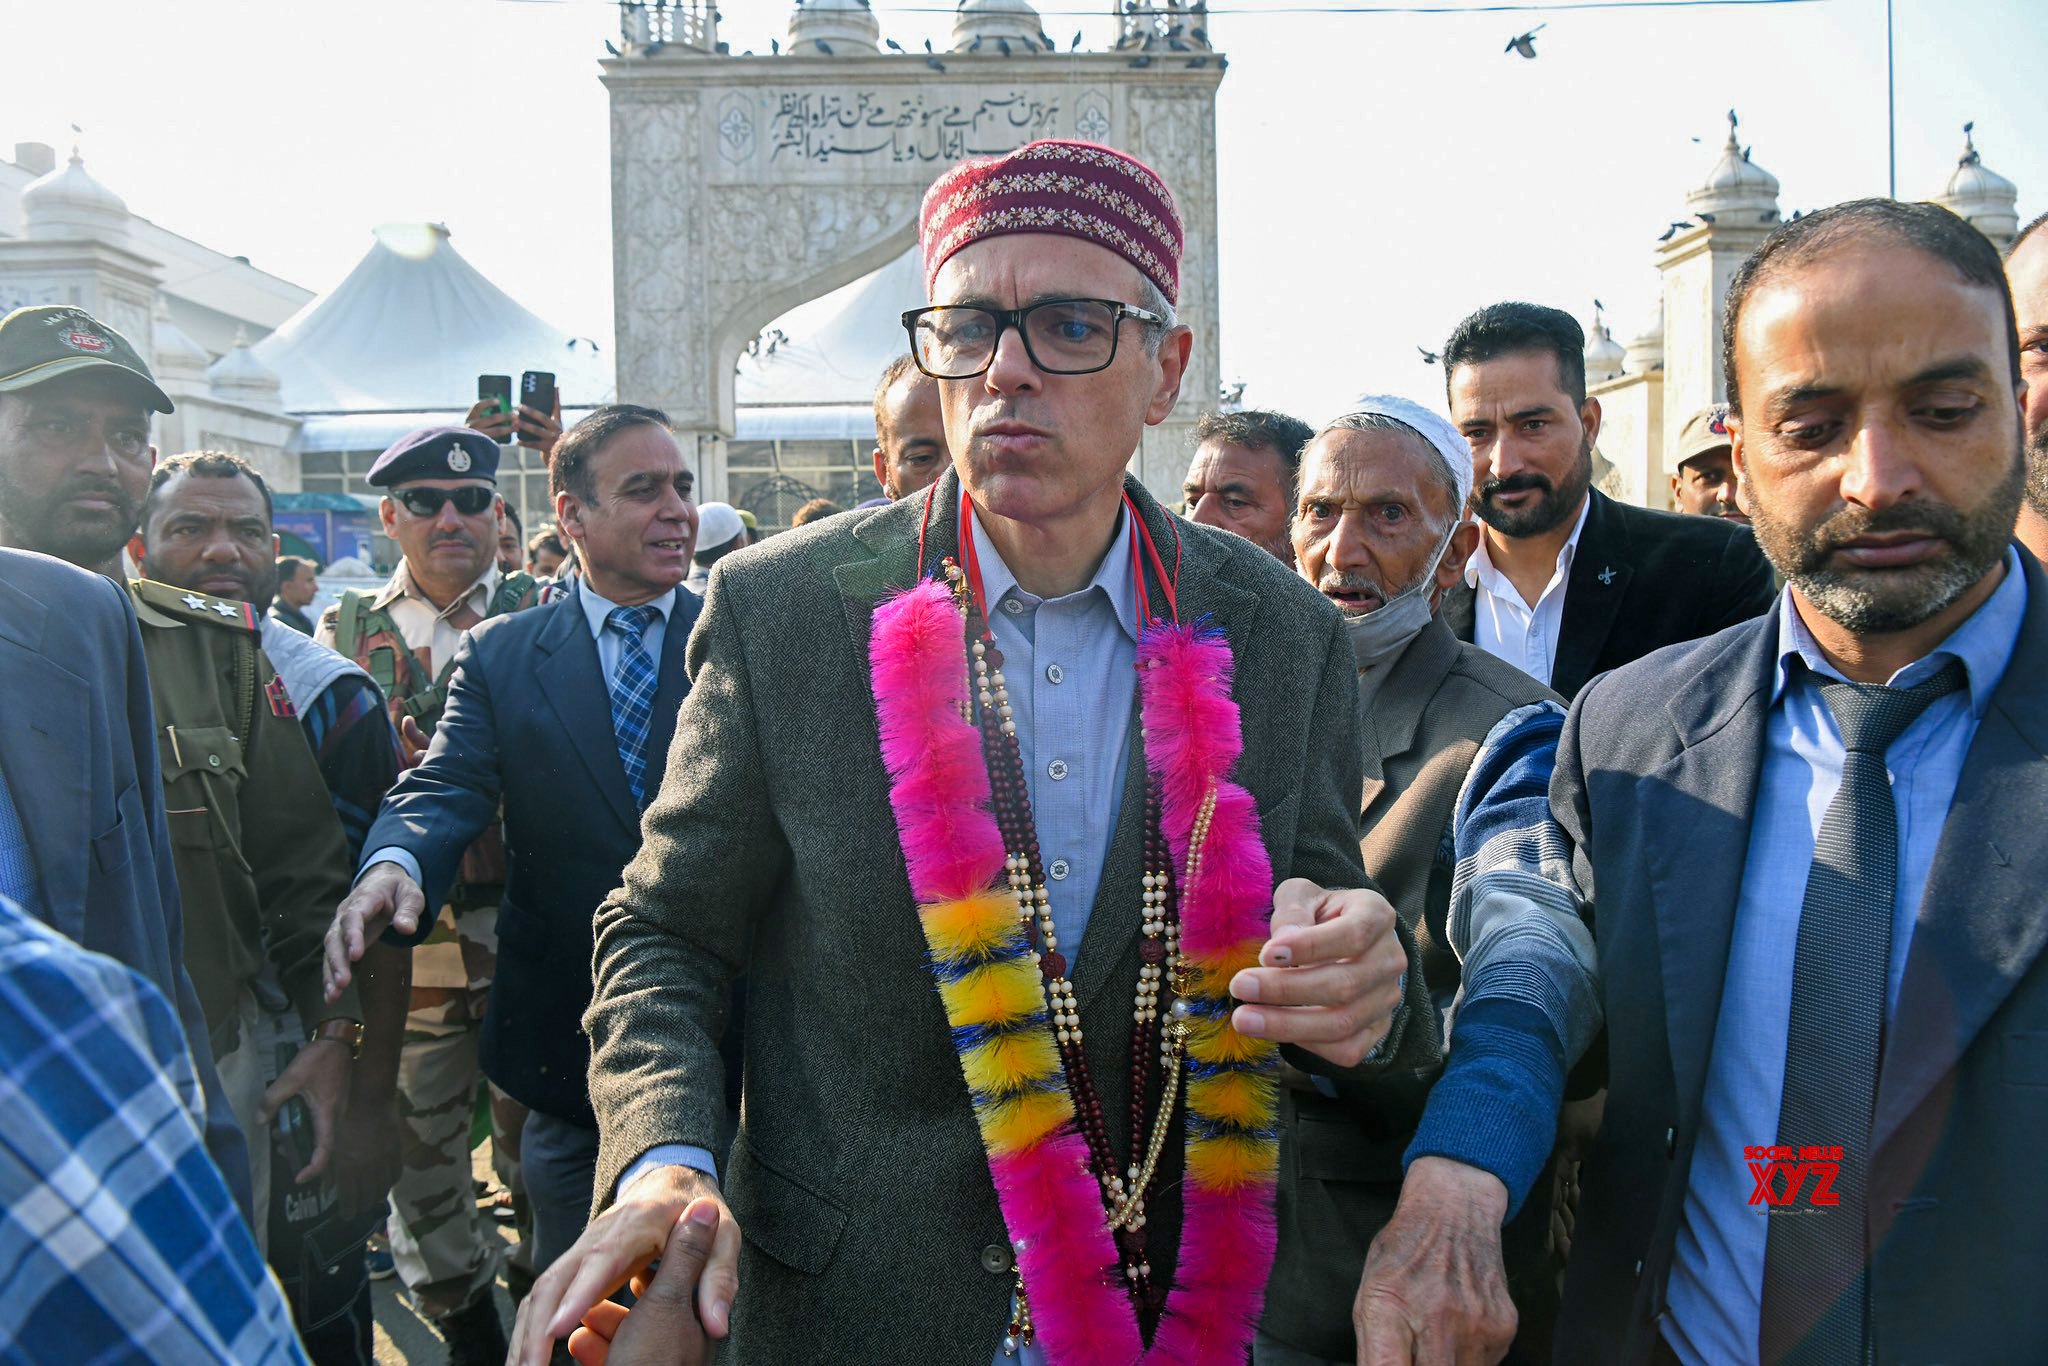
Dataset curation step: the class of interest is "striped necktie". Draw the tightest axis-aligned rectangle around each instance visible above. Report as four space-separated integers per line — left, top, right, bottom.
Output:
604 604 663 809
1759 659 1965 1365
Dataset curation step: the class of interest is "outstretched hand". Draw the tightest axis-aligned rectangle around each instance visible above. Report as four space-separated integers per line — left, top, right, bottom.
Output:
322 862 426 1001
1230 878 1407 1067
567 1199 724 1366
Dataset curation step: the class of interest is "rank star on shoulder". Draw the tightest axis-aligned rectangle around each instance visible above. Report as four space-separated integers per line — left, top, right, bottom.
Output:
181 593 208 611
211 600 240 617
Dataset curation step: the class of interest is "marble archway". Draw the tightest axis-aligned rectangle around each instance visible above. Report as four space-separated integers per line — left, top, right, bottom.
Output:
605 40 1224 502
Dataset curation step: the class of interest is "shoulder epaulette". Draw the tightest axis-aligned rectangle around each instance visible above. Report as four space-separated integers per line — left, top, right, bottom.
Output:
129 578 262 633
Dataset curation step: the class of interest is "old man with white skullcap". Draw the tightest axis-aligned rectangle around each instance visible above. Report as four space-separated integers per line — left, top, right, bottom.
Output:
1259 395 1601 1366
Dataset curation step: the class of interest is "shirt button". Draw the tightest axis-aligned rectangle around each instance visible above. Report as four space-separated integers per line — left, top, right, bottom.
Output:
1047 759 1069 781
1048 859 1070 881
980 1243 1013 1275
1003 598 1025 615
1046 663 1064 684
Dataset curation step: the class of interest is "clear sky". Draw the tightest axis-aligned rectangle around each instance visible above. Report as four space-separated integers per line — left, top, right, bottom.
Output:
2 0 2040 424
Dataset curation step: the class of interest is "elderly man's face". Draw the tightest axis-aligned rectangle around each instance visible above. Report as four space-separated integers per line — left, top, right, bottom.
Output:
1732 242 2023 636
1293 427 1475 617
1183 437 1294 562
874 370 946 500
2007 228 2048 524
931 234 1190 532
1671 448 1748 522
137 471 278 605
1450 350 1598 538
0 371 154 570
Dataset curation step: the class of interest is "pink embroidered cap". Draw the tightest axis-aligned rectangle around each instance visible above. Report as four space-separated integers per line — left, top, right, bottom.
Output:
918 140 1184 306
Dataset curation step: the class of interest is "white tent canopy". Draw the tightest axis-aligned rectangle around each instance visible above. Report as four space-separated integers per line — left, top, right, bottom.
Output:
252 222 612 417
735 246 921 414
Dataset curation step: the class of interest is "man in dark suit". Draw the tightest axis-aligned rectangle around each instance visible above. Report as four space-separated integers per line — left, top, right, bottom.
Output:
1553 200 2044 1364
325 405 702 1293
0 546 252 1217
1439 301 1776 700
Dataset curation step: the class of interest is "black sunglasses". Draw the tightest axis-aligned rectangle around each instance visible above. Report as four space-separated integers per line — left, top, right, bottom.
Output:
393 486 497 518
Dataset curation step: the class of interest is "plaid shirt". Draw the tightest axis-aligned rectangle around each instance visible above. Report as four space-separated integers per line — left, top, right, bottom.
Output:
0 897 306 1365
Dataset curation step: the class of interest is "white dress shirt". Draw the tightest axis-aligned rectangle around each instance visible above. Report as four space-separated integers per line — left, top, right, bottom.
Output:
1463 496 1590 687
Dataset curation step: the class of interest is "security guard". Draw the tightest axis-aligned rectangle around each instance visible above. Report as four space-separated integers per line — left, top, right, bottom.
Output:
0 304 362 1245
316 425 536 1356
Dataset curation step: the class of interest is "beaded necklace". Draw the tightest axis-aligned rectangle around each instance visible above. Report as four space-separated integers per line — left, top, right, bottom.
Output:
871 486 1282 1365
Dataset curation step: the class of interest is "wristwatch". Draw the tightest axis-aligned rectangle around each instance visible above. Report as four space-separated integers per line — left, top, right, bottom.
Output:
312 1018 365 1061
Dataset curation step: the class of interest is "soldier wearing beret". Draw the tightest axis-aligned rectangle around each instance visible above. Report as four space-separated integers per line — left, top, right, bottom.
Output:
315 424 537 1357
0 305 364 1246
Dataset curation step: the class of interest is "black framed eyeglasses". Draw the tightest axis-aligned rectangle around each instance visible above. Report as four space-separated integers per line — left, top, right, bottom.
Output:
901 298 1166 380
393 486 497 518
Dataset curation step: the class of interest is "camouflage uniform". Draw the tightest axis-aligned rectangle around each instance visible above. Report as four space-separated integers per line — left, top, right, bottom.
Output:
129 579 361 1248
316 561 535 1318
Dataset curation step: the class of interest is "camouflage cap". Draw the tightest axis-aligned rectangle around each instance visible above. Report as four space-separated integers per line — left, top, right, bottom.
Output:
0 305 174 413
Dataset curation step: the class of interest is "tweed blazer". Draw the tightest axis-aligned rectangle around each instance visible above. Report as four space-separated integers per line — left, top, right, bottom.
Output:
1264 612 1558 1360
585 472 1414 1362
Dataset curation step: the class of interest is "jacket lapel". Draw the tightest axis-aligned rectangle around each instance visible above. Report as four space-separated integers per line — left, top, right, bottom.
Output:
1641 617 1775 1134
1359 615 1461 813
536 590 640 834
1553 491 1632 699
1075 485 1259 1009
1875 552 2048 1152
0 576 86 918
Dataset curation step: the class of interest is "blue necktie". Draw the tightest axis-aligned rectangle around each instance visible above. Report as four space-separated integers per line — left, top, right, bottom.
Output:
605 605 663 809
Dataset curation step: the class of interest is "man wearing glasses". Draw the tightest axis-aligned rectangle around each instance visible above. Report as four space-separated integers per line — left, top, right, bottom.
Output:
316 426 538 1361
505 140 1417 1365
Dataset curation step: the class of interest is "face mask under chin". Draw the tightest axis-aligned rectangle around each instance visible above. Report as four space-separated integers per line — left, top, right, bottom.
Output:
1337 518 1461 671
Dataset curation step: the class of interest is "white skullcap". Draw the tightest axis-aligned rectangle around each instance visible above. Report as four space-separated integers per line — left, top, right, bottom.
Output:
695 501 744 551
1323 393 1474 515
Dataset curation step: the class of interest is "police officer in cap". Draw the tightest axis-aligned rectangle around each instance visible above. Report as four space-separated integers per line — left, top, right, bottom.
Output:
316 425 536 1361
0 304 365 1239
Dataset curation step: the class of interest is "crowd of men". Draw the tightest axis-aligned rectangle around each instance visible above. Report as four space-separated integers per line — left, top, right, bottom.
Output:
0 132 2044 1366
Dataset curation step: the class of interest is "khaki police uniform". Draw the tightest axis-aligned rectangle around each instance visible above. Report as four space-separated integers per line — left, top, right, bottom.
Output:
317 557 537 1317
129 578 360 1248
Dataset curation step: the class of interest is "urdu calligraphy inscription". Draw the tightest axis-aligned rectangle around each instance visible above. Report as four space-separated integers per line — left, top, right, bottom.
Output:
765 90 1060 165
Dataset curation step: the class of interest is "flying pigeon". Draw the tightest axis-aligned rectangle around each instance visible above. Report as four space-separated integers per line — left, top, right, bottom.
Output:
1505 23 1546 59
1417 346 1440 365
1696 211 1717 224
1658 221 1693 241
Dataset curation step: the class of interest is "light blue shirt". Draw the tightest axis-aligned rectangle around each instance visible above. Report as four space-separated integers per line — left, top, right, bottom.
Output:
0 763 36 910
620 508 1141 1365
1663 549 2027 1365
361 580 679 888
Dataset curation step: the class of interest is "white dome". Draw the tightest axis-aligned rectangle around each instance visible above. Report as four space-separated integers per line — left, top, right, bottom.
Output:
151 298 210 384
952 0 1044 51
21 150 128 242
1624 312 1664 376
788 0 880 54
1687 112 1780 220
1936 124 2019 250
207 327 283 404
1584 307 1626 385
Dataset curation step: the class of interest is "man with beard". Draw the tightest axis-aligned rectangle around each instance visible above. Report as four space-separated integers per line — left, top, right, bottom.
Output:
314 426 537 1361
1548 198 2047 1364
2006 210 2048 563
1441 302 1775 699
0 305 357 1233
1265 397 1598 1366
1183 409 1314 564
134 451 410 1362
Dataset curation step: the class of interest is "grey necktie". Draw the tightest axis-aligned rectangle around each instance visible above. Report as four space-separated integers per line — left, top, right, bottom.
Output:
1759 659 1966 1365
